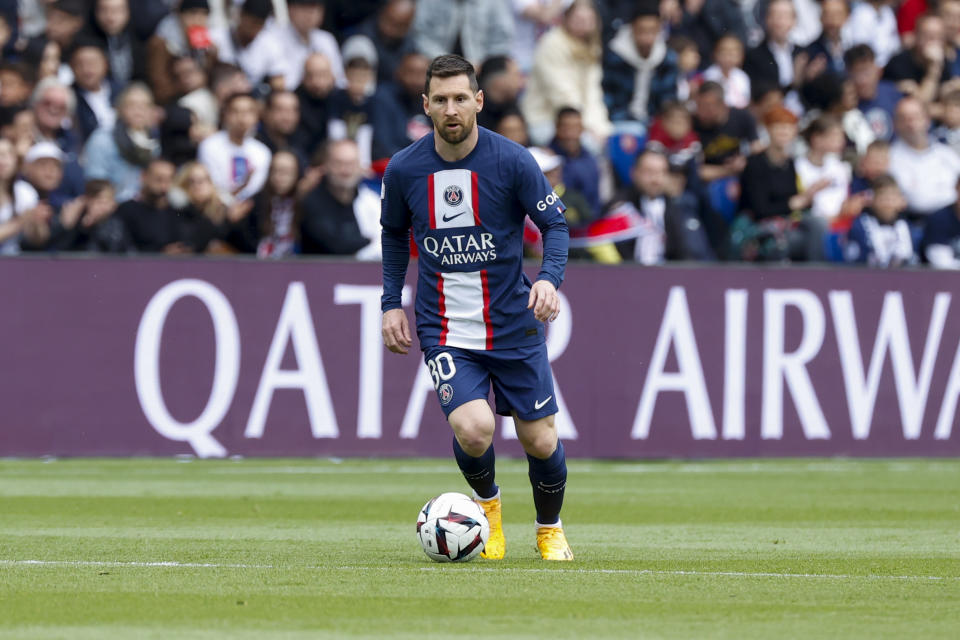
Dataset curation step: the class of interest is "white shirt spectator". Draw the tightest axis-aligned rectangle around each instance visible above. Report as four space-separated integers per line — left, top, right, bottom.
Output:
0 181 39 255
795 153 852 219
703 65 752 109
847 2 901 67
889 139 960 215
197 131 272 203
209 26 287 87
82 83 117 132
265 20 346 91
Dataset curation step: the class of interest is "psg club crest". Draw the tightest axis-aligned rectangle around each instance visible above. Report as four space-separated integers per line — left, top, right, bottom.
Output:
444 185 464 207
438 383 454 406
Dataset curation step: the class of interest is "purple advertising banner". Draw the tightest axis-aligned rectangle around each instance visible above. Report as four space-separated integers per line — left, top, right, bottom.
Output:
1 257 959 458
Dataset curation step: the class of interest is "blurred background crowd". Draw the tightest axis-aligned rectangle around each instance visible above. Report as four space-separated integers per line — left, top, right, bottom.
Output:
2 0 960 267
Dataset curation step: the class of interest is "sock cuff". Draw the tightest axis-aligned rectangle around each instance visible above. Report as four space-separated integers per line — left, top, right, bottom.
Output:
473 488 500 502
536 519 562 529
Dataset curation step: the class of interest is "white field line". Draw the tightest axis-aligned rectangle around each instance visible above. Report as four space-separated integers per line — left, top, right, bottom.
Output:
1 559 957 582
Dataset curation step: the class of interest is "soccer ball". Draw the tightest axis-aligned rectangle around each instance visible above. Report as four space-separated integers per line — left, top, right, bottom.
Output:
416 492 490 562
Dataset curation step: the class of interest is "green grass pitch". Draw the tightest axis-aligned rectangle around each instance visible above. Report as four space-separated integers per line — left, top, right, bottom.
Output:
0 458 958 639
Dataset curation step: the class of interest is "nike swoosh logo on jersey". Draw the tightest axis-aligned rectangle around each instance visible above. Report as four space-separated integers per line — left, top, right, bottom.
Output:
534 396 553 410
442 211 468 222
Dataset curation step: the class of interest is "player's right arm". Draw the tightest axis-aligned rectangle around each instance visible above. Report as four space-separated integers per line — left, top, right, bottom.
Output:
380 161 414 354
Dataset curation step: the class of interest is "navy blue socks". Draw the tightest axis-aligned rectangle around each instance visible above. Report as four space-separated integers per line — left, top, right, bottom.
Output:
527 440 567 525
452 437 499 500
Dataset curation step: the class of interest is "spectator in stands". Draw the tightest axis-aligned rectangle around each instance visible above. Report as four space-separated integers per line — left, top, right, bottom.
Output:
671 0 748 66
0 62 35 108
69 36 118 144
524 0 611 145
116 157 186 253
884 12 953 104
850 142 889 198
920 176 960 266
411 0 514 67
693 81 760 182
210 63 254 107
357 0 417 86
31 77 79 158
82 83 160 203
88 0 146 89
602 2 679 124
512 0 568 73
148 0 217 106
198 92 272 203
802 0 852 77
210 0 284 93
934 89 960 156
940 0 960 77
252 150 302 258
49 179 131 252
736 105 827 261
742 0 803 97
530 145 594 233
24 0 86 84
299 138 379 258
703 34 751 109
550 107 602 219
172 161 255 253
795 114 854 223
371 52 432 157
667 35 700 103
848 0 901 67
20 141 74 250
889 96 960 218
846 44 902 142
33 39 62 83
1 106 36 161
295 53 336 155
846 173 915 266
646 100 702 167
327 36 377 167
476 56 524 131
268 0 345 91
495 108 531 146
256 90 309 166
0 137 40 254
605 149 715 264
173 55 218 130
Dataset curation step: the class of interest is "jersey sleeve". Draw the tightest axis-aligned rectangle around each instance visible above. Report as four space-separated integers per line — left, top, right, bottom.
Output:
380 161 412 311
514 149 570 289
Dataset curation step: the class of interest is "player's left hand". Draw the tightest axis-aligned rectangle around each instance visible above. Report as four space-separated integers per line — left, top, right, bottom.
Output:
528 280 560 323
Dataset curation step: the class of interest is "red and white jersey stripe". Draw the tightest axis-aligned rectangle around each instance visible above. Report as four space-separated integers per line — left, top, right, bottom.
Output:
436 269 494 350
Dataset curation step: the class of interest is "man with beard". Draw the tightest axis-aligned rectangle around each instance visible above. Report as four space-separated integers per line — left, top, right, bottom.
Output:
380 55 572 562
114 158 185 253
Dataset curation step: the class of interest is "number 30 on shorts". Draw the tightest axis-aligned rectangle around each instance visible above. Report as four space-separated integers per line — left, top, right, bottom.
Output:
426 352 457 390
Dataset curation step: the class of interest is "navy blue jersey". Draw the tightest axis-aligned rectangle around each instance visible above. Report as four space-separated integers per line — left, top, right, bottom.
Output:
381 127 569 351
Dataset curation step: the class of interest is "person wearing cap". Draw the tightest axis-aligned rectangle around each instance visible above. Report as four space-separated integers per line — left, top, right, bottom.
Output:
148 0 217 105
69 35 119 144
264 0 345 92
327 35 378 168
736 104 828 261
210 0 286 93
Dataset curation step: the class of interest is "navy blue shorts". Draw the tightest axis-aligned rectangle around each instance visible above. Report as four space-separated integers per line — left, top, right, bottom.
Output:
422 343 558 421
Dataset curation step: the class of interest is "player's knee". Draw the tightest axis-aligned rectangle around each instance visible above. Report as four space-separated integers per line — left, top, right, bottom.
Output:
518 425 558 459
451 415 495 456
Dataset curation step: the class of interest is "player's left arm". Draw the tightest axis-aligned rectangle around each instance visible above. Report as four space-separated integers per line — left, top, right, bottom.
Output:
516 151 570 323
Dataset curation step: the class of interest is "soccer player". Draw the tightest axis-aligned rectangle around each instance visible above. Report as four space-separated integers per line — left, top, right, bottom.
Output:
380 55 572 561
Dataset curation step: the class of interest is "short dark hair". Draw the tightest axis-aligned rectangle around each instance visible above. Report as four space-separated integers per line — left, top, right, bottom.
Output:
871 173 899 192
265 90 298 110
425 54 478 96
698 80 725 100
803 114 842 143
631 0 660 21
844 44 876 69
84 179 114 198
223 91 258 110
478 55 511 88
555 106 581 123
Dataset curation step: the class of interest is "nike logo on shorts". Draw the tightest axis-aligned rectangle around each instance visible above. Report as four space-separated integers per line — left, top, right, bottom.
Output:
442 210 468 222
534 396 553 410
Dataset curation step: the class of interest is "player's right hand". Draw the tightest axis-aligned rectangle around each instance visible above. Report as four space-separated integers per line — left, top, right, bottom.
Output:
382 308 412 354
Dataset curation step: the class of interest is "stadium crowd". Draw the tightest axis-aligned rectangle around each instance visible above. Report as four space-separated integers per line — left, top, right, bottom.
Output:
2 0 960 266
